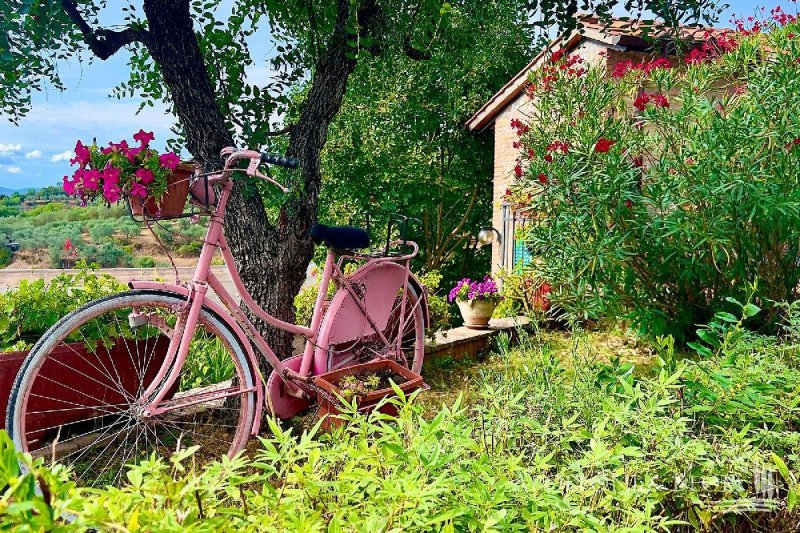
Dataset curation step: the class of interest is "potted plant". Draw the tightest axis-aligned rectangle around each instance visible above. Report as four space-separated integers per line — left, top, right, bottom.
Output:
62 130 192 218
312 359 427 430
449 275 502 329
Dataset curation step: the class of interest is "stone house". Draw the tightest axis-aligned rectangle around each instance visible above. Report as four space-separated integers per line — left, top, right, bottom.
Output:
465 15 722 275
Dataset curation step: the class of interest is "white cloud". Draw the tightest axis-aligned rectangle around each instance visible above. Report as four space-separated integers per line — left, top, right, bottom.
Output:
51 151 73 162
25 100 175 132
5 166 22 174
25 149 42 159
0 144 21 156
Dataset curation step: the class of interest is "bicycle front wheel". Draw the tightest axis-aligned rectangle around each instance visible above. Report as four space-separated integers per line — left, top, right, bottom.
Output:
6 290 256 489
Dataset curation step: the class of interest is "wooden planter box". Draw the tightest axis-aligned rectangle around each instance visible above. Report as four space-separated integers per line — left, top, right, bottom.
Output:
313 359 427 430
0 336 171 436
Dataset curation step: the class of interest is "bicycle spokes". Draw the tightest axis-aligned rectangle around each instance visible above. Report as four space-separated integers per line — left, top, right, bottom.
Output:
12 293 254 489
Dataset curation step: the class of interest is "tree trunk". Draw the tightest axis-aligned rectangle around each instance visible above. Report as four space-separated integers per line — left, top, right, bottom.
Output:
141 0 379 375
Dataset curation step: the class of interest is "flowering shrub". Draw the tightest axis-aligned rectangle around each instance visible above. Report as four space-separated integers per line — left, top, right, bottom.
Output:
62 131 181 205
510 11 800 339
448 276 501 303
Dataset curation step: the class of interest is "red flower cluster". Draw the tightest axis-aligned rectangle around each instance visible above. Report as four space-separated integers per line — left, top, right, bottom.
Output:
546 140 569 154
732 16 763 36
633 92 670 112
538 173 548 185
542 140 569 163
510 118 530 135
612 57 672 78
786 138 800 149
594 138 615 153
732 8 797 34
771 6 799 26
514 163 524 177
685 31 739 64
529 53 586 96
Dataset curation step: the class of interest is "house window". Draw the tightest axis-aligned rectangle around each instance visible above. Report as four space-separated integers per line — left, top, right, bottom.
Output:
500 202 532 272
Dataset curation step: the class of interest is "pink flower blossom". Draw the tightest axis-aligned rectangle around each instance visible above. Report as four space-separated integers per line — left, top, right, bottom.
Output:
159 152 180 170
133 129 155 147
71 141 91 167
103 181 122 203
135 168 155 184
62 176 76 195
82 169 100 191
130 182 148 198
127 146 143 163
103 166 120 184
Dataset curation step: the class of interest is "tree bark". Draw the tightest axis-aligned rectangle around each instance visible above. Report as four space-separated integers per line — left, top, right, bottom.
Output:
138 0 380 374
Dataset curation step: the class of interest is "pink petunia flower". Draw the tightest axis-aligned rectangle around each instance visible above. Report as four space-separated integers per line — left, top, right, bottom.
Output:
130 182 148 198
135 168 155 184
103 166 120 184
62 176 76 195
158 152 180 171
133 129 155 147
71 140 91 167
103 181 122 203
82 169 101 191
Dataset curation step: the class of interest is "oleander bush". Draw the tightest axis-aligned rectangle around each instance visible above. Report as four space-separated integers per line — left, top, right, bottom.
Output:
5 299 800 531
512 13 800 340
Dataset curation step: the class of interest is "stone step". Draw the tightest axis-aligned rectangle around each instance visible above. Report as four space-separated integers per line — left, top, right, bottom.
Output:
425 316 531 361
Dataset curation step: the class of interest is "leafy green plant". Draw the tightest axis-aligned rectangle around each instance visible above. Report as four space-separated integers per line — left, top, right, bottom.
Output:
417 270 452 333
181 338 236 391
0 263 125 352
514 17 800 340
493 268 551 318
134 256 156 268
0 430 78 531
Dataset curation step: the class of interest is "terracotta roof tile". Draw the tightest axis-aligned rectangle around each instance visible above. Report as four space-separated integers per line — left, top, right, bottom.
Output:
465 15 726 131
577 14 725 42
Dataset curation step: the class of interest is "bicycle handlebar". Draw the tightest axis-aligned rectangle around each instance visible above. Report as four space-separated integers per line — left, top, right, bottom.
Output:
218 147 297 194
260 152 300 170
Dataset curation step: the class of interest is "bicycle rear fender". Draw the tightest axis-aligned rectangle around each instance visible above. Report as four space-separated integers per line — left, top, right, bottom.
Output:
128 280 265 435
312 262 429 375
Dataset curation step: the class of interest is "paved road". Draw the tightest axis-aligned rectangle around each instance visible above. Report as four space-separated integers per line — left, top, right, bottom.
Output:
0 266 240 297
0 264 317 301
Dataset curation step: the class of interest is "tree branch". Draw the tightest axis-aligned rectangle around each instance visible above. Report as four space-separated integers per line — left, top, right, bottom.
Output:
265 124 295 137
62 0 147 59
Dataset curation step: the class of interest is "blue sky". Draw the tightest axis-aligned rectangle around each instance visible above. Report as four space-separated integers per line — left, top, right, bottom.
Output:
0 0 777 189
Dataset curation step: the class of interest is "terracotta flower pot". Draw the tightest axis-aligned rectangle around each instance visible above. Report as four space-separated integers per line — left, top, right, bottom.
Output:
457 299 498 329
130 164 193 218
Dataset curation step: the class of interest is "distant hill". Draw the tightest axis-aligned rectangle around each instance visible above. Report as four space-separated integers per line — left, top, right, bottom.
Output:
0 187 33 196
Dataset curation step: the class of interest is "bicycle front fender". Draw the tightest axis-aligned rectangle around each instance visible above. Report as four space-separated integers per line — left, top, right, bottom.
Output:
128 280 265 436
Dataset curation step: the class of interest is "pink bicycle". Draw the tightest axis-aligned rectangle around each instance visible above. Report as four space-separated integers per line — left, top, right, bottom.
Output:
6 147 428 487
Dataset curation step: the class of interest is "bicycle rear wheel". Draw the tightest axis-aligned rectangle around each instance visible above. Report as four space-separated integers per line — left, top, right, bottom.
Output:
326 283 425 374
6 291 256 489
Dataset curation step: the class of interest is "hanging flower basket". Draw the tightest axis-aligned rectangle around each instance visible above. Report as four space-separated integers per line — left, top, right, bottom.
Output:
130 163 193 218
62 130 191 219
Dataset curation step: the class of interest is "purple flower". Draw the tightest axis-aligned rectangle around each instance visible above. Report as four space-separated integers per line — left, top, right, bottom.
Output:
449 276 501 302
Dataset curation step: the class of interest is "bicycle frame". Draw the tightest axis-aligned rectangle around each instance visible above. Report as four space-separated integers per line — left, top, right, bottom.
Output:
129 150 421 434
